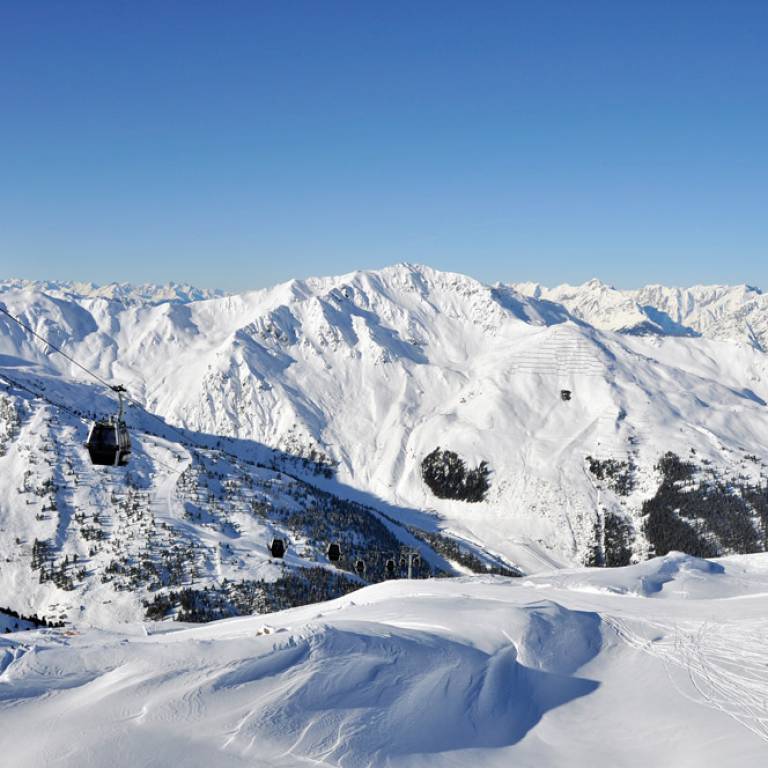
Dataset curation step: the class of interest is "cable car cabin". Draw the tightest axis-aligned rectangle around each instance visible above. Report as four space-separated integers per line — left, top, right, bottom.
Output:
86 384 131 467
354 559 366 576
85 419 131 466
560 389 572 402
385 559 396 578
327 543 341 562
269 538 286 558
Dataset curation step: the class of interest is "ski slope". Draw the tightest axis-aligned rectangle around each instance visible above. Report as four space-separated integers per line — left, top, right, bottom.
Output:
1 553 767 767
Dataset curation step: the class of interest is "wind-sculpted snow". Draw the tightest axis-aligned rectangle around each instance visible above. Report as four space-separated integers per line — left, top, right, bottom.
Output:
0 582 601 766
521 550 768 598
1 558 767 767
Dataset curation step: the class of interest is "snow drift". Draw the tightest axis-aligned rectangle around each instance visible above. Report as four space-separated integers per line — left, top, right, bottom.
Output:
1 555 767 766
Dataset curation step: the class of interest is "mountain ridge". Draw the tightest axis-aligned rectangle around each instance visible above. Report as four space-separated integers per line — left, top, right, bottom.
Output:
2 263 768 626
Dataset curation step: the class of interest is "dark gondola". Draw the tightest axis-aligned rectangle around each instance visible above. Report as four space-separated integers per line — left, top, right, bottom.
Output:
354 559 366 576
85 385 131 466
385 558 396 578
327 542 341 562
269 538 286 558
560 389 572 401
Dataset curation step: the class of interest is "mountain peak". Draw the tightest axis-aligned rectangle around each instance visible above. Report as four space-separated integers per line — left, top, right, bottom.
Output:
581 277 620 292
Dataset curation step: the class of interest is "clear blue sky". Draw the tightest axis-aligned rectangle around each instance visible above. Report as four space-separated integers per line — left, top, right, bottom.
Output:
1 1 766 291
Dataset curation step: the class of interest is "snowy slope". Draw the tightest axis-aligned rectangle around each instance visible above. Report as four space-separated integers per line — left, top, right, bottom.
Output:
514 277 768 349
1 554 767 767
0 382 484 628
2 265 768 627
633 282 768 350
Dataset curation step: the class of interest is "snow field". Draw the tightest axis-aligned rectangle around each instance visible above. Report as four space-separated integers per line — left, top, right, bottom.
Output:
1 554 767 767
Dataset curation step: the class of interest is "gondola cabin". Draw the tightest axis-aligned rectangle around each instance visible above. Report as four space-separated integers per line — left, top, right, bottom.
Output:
327 543 341 562
560 389 572 402
269 538 286 558
385 558 396 578
85 418 131 466
86 384 131 466
354 559 366 576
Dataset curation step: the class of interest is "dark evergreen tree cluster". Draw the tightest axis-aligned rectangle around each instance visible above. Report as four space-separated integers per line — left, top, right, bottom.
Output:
587 512 635 567
144 568 360 622
743 486 768 539
643 504 718 558
642 451 765 557
31 539 86 591
281 492 433 582
586 456 636 496
655 452 696 484
421 448 490 502
604 511 634 566
1 606 64 630
407 527 521 576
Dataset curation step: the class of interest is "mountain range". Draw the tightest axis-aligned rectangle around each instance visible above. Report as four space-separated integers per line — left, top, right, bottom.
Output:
1 265 768 627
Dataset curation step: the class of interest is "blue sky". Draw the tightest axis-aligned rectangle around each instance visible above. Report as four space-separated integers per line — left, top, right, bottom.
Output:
1 1 766 291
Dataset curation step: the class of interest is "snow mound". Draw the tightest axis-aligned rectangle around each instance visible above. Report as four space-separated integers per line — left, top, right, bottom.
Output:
524 551 768 599
2 572 768 766
0 585 603 767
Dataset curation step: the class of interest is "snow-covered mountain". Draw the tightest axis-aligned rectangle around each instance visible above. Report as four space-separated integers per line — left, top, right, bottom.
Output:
2 264 768 627
2 552 767 766
514 277 768 349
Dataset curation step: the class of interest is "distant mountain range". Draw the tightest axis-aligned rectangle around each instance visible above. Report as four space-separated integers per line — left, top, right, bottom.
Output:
0 278 226 306
2 264 768 626
513 277 768 348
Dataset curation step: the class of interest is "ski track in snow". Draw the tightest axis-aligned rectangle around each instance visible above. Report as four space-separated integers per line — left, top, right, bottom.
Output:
2 556 768 766
607 614 768 742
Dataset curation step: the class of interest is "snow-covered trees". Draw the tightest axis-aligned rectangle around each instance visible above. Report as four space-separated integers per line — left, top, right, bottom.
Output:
643 452 765 558
586 456 636 496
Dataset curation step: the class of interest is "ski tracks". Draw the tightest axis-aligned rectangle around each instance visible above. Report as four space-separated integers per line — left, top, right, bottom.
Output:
607 614 768 742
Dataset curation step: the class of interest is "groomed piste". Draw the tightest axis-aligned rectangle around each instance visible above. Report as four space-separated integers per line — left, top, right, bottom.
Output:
1 552 767 767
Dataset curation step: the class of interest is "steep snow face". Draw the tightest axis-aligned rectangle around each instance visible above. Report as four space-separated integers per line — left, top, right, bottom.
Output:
632 283 768 350
513 278 669 334
2 264 768 593
513 278 768 348
1 556 767 767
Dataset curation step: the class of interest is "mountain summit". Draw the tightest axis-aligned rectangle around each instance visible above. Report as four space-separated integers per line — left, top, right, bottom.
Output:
2 264 768 625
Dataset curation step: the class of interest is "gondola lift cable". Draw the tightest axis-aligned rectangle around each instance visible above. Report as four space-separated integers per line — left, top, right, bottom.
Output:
0 302 203 467
0 303 353 562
